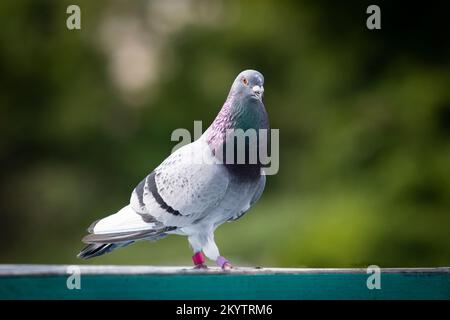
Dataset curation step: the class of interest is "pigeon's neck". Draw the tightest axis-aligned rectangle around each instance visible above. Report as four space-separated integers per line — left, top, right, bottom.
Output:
206 93 269 180
207 93 269 149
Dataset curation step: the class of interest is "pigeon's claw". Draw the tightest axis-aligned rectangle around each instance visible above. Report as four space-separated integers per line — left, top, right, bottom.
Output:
216 256 233 270
192 252 207 269
222 262 233 270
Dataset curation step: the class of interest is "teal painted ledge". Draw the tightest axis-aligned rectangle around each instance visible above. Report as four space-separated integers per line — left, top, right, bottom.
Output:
0 265 449 300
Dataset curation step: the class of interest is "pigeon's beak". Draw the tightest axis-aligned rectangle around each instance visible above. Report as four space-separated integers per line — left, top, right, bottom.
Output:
252 85 264 100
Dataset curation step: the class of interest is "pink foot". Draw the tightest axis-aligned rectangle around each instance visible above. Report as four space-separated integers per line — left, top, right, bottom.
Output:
217 256 233 270
192 251 207 269
222 262 234 270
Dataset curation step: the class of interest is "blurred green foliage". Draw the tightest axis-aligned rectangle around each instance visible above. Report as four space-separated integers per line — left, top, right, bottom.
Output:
0 0 449 267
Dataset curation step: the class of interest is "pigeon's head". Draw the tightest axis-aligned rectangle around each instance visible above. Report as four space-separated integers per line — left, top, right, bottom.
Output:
209 69 269 148
231 69 264 102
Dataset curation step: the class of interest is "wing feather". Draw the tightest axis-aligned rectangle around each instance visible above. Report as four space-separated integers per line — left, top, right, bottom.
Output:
130 136 230 226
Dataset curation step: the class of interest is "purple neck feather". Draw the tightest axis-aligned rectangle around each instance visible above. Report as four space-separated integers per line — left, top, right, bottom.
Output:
207 91 269 152
207 93 236 150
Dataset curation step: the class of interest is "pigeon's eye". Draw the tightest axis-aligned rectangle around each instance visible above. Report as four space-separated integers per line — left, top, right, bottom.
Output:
241 77 249 86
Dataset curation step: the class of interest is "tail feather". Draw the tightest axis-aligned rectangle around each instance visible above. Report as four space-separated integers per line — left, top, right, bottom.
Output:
82 226 176 244
77 243 118 259
78 204 177 259
77 229 174 259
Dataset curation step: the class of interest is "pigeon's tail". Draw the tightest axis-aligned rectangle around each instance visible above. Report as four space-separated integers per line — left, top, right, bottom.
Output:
78 204 178 259
78 243 115 259
77 229 173 259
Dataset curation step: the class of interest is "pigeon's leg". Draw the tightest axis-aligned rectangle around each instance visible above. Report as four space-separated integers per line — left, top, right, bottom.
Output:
188 235 208 269
192 251 208 269
203 233 233 270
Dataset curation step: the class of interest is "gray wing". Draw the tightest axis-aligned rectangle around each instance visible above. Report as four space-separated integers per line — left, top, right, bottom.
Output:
130 136 230 227
82 136 230 245
228 174 266 222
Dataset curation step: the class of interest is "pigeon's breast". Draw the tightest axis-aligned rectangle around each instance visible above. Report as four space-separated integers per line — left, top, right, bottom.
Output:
192 174 263 231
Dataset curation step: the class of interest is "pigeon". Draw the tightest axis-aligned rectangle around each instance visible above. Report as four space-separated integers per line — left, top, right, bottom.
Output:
78 69 269 269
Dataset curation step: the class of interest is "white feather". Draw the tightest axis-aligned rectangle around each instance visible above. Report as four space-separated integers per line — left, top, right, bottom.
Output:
92 205 155 234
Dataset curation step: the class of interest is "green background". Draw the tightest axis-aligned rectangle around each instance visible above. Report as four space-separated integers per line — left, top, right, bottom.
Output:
0 0 449 267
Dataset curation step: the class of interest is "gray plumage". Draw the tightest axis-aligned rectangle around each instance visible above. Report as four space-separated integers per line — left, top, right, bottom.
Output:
78 70 269 265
